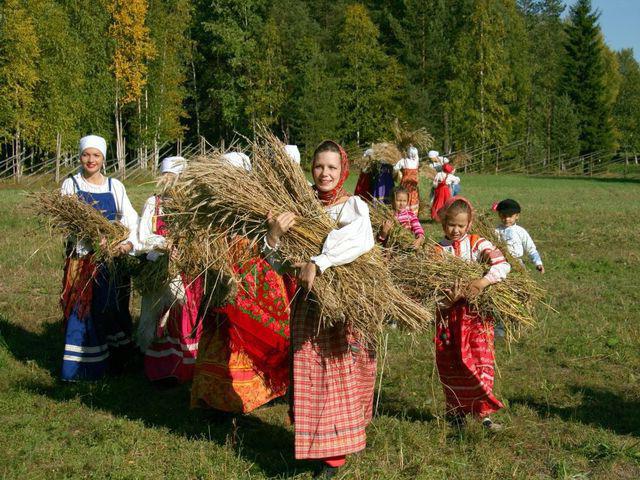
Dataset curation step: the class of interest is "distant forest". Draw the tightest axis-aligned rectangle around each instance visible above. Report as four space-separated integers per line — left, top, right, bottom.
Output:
1 0 639 167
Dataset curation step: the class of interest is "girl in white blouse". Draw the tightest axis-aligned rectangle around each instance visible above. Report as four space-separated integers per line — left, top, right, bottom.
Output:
264 140 375 478
59 135 138 381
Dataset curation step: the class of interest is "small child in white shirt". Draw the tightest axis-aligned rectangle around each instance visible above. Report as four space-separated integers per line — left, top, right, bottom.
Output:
494 199 544 273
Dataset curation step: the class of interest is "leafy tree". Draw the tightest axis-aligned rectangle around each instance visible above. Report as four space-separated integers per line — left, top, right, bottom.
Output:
109 0 156 169
246 16 288 130
335 3 404 145
139 0 191 164
30 0 86 152
61 0 115 143
613 49 640 155
0 0 40 167
446 0 519 156
193 0 266 140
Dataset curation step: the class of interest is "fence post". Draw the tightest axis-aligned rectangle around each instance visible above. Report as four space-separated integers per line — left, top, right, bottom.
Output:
177 138 183 156
200 136 206 155
55 133 62 184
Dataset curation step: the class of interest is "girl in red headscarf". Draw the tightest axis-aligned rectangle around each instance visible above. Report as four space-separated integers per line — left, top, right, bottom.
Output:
263 140 377 478
430 163 460 221
434 196 510 431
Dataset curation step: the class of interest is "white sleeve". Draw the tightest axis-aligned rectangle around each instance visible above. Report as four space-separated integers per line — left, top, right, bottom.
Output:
520 227 543 266
311 197 375 273
393 159 405 172
432 172 444 187
61 177 75 195
138 196 167 253
112 180 139 249
447 174 460 185
476 238 511 284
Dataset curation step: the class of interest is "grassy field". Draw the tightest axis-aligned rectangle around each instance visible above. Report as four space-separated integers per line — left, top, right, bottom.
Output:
1 174 639 479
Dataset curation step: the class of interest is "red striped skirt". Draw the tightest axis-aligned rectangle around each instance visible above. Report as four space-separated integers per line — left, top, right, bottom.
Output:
291 298 377 460
435 302 503 418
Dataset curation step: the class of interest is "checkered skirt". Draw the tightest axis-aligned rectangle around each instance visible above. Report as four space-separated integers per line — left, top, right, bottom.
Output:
291 297 377 460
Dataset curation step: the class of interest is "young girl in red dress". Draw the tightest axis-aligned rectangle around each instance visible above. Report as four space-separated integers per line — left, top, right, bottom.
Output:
434 196 510 430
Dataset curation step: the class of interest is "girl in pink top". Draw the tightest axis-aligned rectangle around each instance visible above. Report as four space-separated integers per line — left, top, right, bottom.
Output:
379 186 425 249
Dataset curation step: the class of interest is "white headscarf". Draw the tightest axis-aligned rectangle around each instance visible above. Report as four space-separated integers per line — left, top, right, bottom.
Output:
160 156 186 175
222 152 251 171
428 150 439 159
79 135 107 159
408 146 419 161
363 148 374 158
284 145 301 164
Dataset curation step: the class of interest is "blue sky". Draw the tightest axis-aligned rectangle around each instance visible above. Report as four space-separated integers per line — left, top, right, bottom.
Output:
563 0 639 59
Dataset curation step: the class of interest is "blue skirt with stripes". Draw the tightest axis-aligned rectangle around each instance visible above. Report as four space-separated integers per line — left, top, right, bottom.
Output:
61 262 133 381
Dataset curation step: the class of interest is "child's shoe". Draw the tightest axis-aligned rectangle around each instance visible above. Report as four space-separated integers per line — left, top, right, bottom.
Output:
481 417 503 432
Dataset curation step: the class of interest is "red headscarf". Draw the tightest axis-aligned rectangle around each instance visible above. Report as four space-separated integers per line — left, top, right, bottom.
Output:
437 195 474 232
312 140 350 206
443 163 454 174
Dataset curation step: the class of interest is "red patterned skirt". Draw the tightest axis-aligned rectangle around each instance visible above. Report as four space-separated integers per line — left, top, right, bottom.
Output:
435 302 503 418
291 298 377 460
400 168 420 213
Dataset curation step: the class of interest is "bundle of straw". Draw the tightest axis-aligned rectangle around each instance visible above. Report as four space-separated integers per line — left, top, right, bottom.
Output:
354 142 403 171
449 151 471 169
168 129 433 341
368 202 425 252
164 189 243 307
418 161 437 181
131 255 173 295
32 190 129 261
390 244 545 341
391 119 434 152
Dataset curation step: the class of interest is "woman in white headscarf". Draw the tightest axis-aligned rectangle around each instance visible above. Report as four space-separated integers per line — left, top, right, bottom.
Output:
136 156 206 384
59 135 139 381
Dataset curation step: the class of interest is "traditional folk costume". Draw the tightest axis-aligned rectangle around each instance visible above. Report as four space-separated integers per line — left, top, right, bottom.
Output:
355 149 395 205
394 208 425 239
137 157 205 383
263 142 377 467
434 197 510 419
431 164 459 221
191 152 293 413
393 147 421 213
190 255 293 413
60 136 139 381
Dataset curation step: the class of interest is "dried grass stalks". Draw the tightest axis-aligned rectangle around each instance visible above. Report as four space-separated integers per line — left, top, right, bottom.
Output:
354 142 403 171
368 202 424 252
391 119 434 152
168 128 433 341
32 190 129 261
390 244 545 342
164 190 243 307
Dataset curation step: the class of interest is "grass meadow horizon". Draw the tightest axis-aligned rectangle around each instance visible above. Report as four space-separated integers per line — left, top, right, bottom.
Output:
1 173 639 479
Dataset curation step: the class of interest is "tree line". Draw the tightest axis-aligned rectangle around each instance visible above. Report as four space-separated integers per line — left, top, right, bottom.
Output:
1 0 639 174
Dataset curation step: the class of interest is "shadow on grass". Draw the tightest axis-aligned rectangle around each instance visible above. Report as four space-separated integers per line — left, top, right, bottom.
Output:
374 391 436 423
0 317 313 478
511 385 640 437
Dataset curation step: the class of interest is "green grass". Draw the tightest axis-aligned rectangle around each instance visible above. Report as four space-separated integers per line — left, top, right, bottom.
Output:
1 174 639 479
